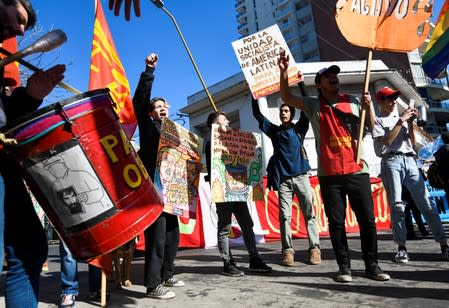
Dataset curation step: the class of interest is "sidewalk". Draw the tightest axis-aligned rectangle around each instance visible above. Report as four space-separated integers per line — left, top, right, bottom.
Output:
1 225 449 307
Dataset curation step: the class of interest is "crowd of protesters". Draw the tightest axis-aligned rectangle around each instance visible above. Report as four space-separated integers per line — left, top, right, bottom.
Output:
1 1 449 308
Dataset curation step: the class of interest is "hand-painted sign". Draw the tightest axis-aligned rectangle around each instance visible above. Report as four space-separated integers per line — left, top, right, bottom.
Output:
210 124 264 202
154 118 203 218
335 0 432 51
232 24 300 99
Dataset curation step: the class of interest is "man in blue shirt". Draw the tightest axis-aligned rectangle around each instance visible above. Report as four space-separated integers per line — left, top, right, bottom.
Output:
252 93 320 266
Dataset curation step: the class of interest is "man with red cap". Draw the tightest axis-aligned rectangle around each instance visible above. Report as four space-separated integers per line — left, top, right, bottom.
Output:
373 87 449 263
279 50 390 283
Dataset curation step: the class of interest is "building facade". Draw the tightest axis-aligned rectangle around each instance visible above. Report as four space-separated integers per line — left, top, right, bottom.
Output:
179 1 447 178
181 60 428 177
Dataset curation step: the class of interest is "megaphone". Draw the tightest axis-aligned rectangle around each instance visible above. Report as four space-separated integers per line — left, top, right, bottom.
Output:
0 29 67 67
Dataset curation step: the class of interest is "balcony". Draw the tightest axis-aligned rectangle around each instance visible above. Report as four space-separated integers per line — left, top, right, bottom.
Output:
236 11 247 21
416 77 449 101
235 0 245 9
275 6 293 19
238 23 248 31
278 18 295 31
274 0 289 7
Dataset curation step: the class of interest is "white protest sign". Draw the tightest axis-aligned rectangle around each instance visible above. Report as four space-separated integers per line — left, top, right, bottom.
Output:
232 24 300 99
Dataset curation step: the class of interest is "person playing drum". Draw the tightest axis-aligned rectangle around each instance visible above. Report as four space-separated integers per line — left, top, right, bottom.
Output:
0 1 65 306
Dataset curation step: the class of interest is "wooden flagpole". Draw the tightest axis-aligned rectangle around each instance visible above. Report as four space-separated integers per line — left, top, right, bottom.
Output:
356 49 372 164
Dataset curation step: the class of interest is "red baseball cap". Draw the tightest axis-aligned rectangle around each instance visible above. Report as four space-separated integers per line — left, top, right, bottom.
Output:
376 87 401 101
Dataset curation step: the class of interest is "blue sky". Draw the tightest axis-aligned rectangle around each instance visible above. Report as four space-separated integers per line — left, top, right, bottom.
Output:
25 0 445 126
28 0 240 124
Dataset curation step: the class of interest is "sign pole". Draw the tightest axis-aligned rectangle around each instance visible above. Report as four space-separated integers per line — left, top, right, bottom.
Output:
356 49 372 164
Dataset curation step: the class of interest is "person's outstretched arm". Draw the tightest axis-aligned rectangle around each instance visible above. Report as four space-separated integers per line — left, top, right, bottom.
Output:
132 53 157 125
278 50 304 110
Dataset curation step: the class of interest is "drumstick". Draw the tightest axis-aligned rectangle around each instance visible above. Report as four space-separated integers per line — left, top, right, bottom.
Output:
0 47 81 95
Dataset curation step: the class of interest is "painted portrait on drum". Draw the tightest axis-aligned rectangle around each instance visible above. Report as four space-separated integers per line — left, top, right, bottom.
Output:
25 140 115 230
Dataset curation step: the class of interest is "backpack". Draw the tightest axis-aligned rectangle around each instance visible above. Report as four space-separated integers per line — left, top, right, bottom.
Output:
426 161 445 189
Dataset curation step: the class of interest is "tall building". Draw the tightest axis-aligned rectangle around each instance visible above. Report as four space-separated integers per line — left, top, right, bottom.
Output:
235 0 449 137
236 0 412 81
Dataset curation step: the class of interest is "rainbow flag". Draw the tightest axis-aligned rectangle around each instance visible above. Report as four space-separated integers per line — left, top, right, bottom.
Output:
422 1 449 79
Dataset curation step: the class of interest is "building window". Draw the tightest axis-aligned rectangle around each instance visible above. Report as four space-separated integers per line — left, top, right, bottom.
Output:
298 14 312 26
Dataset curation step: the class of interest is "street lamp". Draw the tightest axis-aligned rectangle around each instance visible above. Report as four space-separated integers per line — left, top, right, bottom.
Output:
150 0 218 112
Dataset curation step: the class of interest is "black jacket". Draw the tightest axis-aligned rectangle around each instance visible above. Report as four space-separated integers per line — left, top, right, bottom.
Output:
132 66 160 180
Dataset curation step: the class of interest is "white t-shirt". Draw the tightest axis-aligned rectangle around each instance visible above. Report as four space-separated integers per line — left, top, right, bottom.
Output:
372 112 415 157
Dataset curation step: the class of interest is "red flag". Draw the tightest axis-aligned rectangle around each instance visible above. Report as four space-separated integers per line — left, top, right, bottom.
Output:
0 37 20 88
89 0 136 138
88 0 127 274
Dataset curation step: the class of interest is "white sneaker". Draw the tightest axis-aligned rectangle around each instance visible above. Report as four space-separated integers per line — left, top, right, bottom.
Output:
394 250 409 263
163 277 185 287
146 284 175 300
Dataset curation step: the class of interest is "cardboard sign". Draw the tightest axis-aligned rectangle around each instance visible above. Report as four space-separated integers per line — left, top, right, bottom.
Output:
335 0 432 51
210 124 264 203
154 118 203 218
232 24 300 99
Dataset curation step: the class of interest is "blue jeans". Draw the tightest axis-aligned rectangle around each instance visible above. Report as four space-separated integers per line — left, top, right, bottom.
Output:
381 155 447 246
0 174 4 267
60 241 79 295
60 241 102 295
278 174 320 252
3 159 48 308
216 202 259 262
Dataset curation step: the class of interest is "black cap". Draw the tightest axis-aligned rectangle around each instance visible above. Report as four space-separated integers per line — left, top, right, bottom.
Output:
314 65 340 84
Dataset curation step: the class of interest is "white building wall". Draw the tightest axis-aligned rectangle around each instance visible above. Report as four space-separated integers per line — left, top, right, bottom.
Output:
182 60 425 179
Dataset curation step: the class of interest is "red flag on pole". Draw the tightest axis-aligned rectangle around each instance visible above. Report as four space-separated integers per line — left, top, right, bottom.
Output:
88 0 128 275
0 37 21 88
89 0 136 138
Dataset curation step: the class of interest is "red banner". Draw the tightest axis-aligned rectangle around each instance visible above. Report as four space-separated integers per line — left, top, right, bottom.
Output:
255 176 391 242
136 175 391 250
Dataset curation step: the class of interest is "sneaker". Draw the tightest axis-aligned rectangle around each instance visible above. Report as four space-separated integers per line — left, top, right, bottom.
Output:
223 261 244 277
249 257 272 273
365 264 390 281
309 247 321 265
442 247 449 260
282 251 294 267
394 250 409 263
146 284 176 300
163 277 185 287
59 294 76 308
335 264 352 283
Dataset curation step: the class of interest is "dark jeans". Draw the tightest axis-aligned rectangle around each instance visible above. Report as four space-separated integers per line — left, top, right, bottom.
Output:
144 212 179 289
319 173 378 268
216 202 258 262
402 186 425 235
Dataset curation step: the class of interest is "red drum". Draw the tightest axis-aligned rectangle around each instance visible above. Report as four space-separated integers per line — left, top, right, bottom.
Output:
3 89 163 259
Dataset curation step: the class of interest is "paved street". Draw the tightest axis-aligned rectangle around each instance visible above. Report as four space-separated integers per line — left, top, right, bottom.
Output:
1 225 449 307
